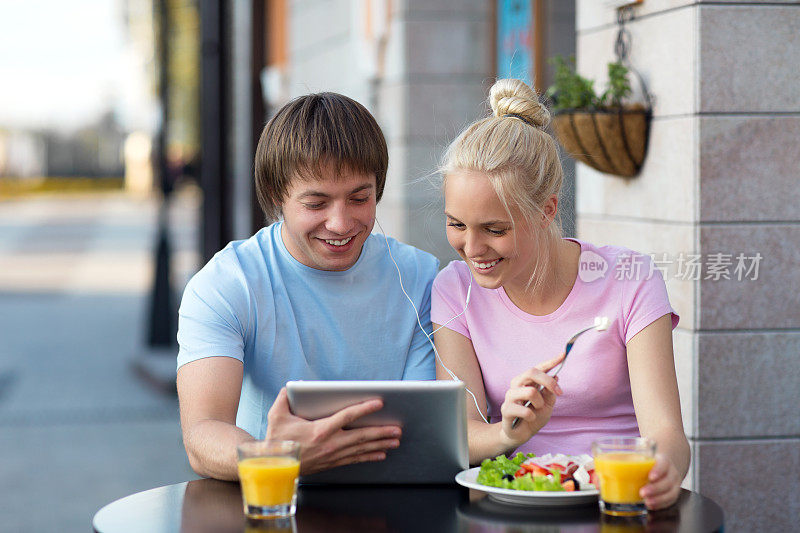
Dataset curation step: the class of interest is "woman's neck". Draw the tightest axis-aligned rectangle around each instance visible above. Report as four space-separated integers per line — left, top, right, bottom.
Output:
503 238 581 316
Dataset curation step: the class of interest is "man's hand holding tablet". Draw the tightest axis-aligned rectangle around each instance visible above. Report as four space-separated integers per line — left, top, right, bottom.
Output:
285 380 468 484
265 387 402 475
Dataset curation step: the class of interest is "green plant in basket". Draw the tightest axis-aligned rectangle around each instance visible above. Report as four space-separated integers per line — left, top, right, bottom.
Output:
601 61 632 108
546 56 633 111
546 56 599 111
545 55 650 177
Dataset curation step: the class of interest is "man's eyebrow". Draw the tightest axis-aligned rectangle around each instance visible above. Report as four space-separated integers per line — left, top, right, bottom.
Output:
349 184 374 194
297 190 329 199
297 183 374 199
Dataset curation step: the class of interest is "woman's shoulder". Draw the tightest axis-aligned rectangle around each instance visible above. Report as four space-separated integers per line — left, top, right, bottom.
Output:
434 260 470 283
572 238 658 284
573 238 650 263
432 260 472 296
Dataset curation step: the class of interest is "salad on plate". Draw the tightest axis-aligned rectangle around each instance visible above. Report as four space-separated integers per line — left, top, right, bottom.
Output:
477 452 598 492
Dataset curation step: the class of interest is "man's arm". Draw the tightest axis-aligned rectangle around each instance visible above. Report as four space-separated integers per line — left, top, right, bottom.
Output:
178 356 406 479
178 356 254 481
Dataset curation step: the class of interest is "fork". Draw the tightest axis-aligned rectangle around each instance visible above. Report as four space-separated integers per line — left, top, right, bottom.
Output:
510 316 609 430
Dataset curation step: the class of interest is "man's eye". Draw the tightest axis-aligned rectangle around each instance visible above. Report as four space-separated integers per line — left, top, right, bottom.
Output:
351 196 369 204
304 203 324 210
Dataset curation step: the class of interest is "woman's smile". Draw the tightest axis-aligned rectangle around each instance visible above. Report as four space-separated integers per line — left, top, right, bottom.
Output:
470 258 503 273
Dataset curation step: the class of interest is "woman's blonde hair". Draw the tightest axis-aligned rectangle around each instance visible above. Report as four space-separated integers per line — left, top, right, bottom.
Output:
441 79 564 292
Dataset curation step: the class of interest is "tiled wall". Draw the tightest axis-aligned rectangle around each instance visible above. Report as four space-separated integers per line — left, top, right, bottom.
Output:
576 2 800 531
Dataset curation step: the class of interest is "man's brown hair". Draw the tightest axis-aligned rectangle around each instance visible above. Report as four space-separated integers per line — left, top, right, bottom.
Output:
254 92 388 222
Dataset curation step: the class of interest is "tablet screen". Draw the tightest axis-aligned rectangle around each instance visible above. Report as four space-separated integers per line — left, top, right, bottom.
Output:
286 380 468 484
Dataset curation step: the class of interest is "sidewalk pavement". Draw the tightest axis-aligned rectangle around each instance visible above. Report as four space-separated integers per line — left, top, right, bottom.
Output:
0 189 200 532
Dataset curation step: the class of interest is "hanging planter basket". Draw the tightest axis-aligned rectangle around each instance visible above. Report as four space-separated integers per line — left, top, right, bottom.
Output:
552 104 651 177
549 6 652 178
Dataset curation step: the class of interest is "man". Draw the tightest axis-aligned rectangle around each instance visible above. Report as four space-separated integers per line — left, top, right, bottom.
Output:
176 93 438 480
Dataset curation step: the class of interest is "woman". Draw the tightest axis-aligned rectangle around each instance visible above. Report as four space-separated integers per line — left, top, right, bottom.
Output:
431 79 689 510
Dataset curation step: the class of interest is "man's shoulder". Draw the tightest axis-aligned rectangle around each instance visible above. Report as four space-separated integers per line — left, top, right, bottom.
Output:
368 233 439 273
186 227 276 293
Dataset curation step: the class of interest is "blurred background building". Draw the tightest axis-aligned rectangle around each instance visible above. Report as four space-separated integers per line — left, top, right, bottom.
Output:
200 0 576 265
0 1 797 531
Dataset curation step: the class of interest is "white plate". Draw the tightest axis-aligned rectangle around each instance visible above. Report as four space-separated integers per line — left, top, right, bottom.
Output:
455 467 599 507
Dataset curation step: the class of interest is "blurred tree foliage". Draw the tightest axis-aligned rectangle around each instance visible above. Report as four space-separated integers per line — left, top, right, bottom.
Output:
166 0 200 163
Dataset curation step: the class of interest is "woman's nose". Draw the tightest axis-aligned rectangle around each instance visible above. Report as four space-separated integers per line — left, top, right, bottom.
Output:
462 230 485 257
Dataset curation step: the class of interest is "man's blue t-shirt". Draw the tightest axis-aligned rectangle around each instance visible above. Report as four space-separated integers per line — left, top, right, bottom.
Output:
177 222 438 439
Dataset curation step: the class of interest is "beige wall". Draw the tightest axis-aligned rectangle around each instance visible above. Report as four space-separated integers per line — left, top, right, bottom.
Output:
576 2 800 531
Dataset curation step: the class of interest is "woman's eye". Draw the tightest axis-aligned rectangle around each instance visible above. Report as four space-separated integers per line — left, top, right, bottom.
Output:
487 228 507 236
447 222 465 229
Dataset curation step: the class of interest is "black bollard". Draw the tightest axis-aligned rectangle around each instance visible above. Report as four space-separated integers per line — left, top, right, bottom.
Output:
146 201 176 348
131 0 178 394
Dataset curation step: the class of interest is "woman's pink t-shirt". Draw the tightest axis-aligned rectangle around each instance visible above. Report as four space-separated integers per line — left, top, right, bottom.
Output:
431 239 678 456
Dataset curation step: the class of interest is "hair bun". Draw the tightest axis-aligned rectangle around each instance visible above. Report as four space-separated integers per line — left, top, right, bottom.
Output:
489 79 550 129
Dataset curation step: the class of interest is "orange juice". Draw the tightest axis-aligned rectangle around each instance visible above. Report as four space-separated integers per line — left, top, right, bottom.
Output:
594 452 655 504
238 456 300 507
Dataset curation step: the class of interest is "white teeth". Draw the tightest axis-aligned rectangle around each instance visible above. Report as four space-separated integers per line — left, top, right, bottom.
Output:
324 237 352 246
471 259 500 270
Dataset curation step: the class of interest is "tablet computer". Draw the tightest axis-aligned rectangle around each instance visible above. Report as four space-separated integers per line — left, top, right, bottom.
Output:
286 380 468 484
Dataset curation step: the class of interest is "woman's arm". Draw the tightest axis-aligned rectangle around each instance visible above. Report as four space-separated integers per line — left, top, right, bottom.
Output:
627 313 691 509
433 324 562 465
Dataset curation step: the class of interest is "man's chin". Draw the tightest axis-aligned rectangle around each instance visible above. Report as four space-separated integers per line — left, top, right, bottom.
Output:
313 250 361 271
320 259 358 271
312 237 365 270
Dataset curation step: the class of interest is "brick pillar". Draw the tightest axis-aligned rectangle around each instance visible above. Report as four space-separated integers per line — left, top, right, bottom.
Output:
575 3 800 531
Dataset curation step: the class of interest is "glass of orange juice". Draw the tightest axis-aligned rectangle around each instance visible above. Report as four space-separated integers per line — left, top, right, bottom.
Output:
592 437 656 516
237 440 301 519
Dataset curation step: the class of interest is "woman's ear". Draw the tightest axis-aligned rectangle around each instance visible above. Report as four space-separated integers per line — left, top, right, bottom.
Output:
541 194 559 228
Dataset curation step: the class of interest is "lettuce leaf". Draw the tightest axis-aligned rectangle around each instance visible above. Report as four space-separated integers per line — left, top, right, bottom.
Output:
475 454 519 486
476 453 565 492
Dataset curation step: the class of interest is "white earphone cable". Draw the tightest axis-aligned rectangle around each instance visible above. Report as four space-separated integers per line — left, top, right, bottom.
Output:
375 218 489 424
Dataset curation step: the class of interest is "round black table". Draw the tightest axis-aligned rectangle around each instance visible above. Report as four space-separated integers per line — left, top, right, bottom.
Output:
92 479 724 533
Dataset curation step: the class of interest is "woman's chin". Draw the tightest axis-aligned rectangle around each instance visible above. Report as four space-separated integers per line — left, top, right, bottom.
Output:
470 270 503 289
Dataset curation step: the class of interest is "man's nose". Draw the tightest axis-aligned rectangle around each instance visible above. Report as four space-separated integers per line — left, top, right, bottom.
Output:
325 203 354 235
